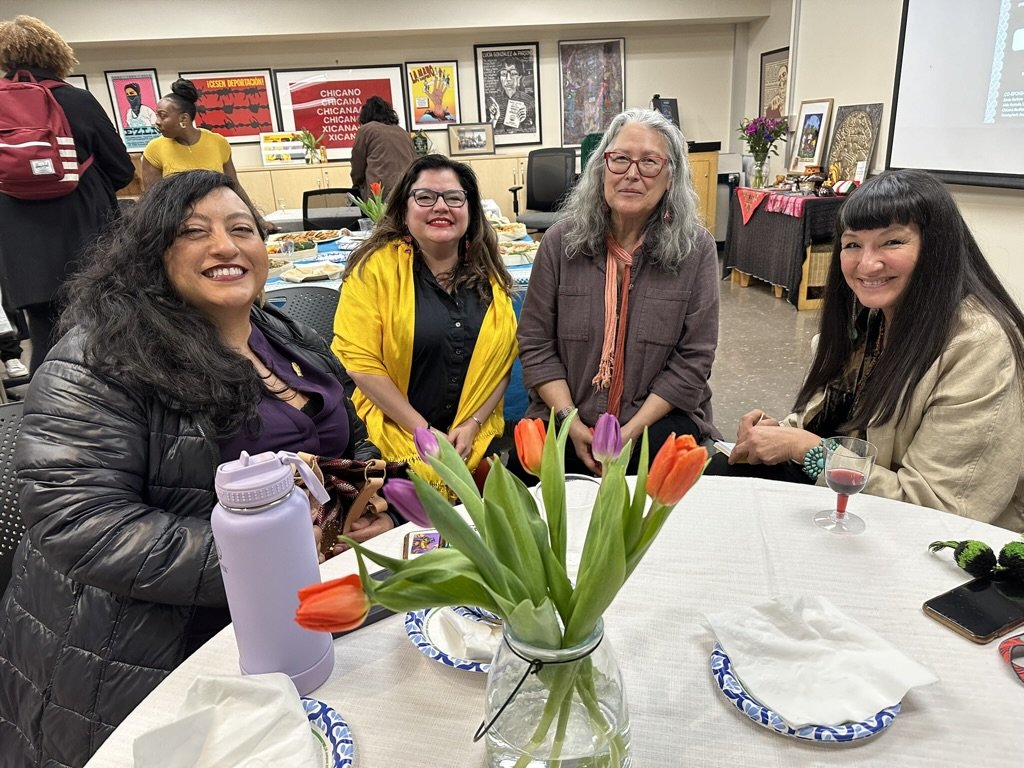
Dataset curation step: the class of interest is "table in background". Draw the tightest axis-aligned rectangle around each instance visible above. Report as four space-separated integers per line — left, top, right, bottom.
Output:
264 207 363 233
84 477 1023 767
723 190 845 309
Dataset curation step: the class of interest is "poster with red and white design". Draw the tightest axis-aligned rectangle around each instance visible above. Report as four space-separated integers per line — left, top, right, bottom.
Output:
178 69 278 144
273 66 407 160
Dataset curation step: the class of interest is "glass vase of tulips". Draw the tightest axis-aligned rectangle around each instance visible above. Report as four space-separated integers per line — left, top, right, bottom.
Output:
296 411 707 767
350 181 387 225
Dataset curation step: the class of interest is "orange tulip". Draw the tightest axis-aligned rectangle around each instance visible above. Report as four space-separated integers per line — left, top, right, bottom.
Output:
369 181 383 198
647 433 707 506
295 573 369 633
514 418 546 475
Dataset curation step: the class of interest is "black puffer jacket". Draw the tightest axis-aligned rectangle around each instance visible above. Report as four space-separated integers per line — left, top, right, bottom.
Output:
0 305 375 768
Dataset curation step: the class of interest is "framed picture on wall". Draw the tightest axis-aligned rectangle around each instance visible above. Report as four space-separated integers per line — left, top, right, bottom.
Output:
405 60 461 130
558 37 625 147
178 69 279 143
65 74 89 90
105 68 161 152
789 98 834 174
759 47 789 119
273 65 406 161
826 103 884 181
447 122 495 156
474 42 541 146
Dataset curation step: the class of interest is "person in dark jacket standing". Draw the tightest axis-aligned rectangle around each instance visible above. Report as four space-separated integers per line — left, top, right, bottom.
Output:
0 15 134 372
349 95 417 201
0 170 390 768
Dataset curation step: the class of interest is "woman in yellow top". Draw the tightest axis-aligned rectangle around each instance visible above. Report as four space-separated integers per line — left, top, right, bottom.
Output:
334 154 517 492
140 78 236 188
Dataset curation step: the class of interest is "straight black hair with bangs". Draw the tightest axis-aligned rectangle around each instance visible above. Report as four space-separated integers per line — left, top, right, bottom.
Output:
794 169 1024 431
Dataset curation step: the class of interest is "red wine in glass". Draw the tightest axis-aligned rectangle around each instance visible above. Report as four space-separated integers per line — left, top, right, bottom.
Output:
813 437 877 535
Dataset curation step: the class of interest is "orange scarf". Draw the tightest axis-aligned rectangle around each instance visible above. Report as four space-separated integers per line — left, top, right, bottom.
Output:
592 234 644 417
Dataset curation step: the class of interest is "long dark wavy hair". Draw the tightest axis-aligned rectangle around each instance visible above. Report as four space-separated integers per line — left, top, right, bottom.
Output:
61 170 269 439
794 169 1024 431
343 154 512 299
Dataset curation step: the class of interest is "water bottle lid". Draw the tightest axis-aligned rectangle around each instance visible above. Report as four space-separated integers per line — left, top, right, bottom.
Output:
215 450 301 510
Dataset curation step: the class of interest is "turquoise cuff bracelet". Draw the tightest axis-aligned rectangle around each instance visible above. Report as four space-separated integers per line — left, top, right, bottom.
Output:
802 442 825 481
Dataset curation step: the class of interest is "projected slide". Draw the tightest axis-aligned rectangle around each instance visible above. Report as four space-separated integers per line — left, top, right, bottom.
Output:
985 0 1024 122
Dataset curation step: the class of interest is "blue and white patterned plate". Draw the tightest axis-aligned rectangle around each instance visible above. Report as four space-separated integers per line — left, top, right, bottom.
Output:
301 697 355 767
710 644 900 743
404 607 497 673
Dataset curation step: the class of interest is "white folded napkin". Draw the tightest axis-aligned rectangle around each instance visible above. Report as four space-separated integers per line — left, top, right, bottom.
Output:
705 595 938 727
432 607 502 662
133 673 323 768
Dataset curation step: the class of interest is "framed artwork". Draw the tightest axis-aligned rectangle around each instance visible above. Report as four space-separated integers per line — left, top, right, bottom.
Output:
759 47 790 119
474 42 541 146
105 68 161 152
273 65 406 161
652 96 680 128
405 60 461 130
65 74 88 90
558 38 625 147
789 98 834 174
826 103 884 181
448 122 495 156
178 69 278 143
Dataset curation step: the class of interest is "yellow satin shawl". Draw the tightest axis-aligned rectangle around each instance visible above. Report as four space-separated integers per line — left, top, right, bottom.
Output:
332 239 518 492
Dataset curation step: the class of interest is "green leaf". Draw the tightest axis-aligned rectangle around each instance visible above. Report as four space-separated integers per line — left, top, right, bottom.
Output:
541 409 574 565
624 428 650 555
483 463 547 605
420 430 487 534
506 596 562 649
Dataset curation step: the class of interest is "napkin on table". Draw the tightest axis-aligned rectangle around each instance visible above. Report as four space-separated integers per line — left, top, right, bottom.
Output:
705 595 938 727
432 607 502 662
133 673 323 768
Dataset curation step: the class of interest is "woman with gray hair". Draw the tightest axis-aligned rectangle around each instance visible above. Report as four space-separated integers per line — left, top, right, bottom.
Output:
517 108 721 474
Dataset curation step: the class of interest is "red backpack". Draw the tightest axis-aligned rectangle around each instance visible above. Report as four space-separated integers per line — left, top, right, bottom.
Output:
0 70 94 201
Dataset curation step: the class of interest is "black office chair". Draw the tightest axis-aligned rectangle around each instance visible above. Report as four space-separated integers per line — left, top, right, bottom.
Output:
302 188 361 231
508 148 577 233
265 286 340 348
0 401 25 596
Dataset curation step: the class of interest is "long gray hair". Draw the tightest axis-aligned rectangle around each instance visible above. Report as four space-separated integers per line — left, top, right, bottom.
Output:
559 108 703 271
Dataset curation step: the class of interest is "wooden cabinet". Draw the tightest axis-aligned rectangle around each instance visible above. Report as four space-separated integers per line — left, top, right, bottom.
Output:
688 151 719 237
269 165 354 210
462 155 527 218
235 169 274 215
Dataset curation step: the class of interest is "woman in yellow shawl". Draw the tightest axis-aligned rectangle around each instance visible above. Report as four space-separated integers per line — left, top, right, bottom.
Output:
333 154 517 492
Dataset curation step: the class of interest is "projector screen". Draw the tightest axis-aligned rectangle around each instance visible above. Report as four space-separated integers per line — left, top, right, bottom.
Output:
887 0 1024 189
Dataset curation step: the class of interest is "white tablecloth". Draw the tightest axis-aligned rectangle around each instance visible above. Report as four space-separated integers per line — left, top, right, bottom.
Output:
84 477 1023 767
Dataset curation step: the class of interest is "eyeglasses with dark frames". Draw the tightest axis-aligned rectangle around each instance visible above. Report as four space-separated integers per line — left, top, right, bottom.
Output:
409 188 468 207
603 151 669 178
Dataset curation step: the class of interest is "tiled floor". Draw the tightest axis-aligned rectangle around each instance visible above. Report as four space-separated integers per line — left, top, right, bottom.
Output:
709 265 821 439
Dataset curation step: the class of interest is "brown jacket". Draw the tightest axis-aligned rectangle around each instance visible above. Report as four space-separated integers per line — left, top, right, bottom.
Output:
518 221 721 438
784 300 1024 531
349 121 417 199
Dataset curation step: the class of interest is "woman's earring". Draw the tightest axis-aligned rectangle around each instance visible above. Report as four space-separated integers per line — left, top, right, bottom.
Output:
662 208 673 223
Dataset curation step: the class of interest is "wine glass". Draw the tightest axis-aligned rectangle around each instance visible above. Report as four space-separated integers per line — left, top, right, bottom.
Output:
813 436 877 535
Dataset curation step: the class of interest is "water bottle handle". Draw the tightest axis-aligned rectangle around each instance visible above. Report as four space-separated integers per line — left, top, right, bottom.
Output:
277 451 331 505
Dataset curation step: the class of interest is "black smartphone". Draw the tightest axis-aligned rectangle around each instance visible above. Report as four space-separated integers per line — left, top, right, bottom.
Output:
922 575 1024 644
332 568 396 639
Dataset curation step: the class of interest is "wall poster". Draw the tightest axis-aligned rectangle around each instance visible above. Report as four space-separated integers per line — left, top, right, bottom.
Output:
178 69 278 143
273 66 406 161
105 69 161 152
474 42 541 146
558 38 625 147
65 74 88 90
405 60 461 130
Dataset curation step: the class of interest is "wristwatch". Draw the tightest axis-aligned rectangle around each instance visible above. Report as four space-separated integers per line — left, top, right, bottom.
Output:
802 442 825 481
554 406 574 428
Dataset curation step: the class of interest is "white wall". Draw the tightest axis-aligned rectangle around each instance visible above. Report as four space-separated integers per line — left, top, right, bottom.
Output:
794 0 1024 302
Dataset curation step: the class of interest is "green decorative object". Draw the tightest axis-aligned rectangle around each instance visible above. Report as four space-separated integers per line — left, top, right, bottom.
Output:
802 442 824 481
412 129 432 157
929 540 998 578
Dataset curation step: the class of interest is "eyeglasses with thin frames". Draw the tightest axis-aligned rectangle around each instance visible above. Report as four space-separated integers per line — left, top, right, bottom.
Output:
409 188 468 207
603 151 669 178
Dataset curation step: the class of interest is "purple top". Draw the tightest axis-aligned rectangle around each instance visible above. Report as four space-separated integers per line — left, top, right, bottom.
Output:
218 324 350 463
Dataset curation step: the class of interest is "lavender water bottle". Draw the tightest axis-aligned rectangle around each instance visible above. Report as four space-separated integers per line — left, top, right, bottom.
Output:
211 450 334 695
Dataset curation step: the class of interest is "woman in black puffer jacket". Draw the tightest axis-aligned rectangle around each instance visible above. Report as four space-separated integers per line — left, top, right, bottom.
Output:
0 170 392 768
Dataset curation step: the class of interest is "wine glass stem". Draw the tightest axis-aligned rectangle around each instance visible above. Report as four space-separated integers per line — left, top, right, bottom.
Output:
835 493 849 520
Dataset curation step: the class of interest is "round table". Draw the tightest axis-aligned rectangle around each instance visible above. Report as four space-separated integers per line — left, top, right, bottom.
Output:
83 477 1023 766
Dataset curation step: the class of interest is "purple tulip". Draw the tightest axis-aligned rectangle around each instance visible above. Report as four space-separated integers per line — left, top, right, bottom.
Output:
592 412 623 464
383 478 431 528
413 427 440 461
